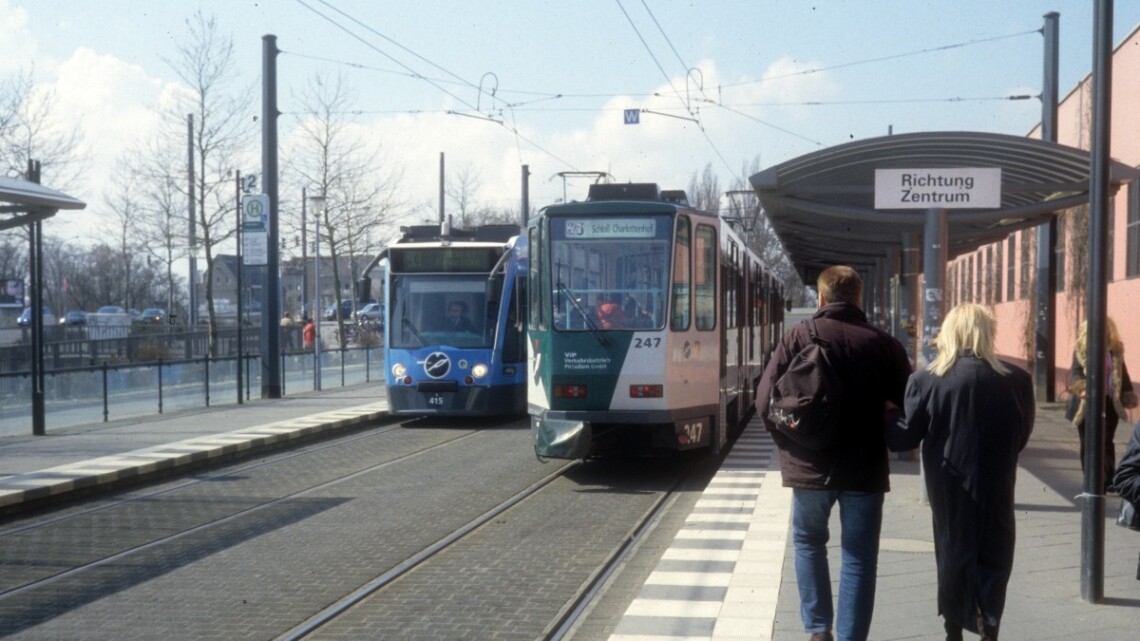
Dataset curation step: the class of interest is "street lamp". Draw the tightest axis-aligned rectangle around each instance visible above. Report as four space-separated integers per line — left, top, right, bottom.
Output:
307 192 326 390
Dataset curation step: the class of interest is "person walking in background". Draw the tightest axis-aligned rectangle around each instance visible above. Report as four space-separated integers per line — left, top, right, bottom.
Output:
280 311 295 350
1066 317 1137 493
887 303 1035 641
302 317 315 349
756 265 911 641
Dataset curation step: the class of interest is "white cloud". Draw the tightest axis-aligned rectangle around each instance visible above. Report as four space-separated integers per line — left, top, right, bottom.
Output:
0 1 35 75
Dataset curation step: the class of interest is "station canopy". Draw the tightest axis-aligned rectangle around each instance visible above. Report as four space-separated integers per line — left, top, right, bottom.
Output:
0 175 86 231
749 131 1140 282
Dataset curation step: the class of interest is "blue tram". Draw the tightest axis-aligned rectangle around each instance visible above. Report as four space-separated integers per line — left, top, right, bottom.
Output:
376 223 527 416
526 183 784 458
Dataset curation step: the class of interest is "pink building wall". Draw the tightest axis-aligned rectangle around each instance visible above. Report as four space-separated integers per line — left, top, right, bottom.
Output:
950 24 1140 395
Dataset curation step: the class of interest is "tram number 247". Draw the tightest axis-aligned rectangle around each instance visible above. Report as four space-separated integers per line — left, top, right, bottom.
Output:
679 420 705 444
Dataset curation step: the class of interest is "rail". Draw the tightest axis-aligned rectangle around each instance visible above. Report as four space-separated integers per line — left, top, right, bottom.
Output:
0 345 384 437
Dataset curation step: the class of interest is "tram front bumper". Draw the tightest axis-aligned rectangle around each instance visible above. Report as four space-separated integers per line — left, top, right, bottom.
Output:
531 415 591 460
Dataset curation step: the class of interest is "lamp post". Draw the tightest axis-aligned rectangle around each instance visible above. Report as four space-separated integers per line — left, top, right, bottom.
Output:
308 193 325 390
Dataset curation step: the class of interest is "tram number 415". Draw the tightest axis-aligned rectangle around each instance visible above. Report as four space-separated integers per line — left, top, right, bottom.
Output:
427 394 444 406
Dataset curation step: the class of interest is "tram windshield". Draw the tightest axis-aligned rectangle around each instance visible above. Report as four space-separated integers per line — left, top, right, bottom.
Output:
549 214 670 331
389 274 498 348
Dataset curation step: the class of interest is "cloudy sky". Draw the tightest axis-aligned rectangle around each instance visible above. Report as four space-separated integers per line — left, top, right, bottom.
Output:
5 0 1140 247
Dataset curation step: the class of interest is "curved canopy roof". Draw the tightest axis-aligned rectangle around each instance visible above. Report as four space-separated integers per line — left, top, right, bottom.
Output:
749 131 1140 282
0 175 86 231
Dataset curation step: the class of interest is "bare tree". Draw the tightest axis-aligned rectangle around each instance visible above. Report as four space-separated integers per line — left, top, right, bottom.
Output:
0 68 85 189
285 71 404 347
446 164 481 228
102 162 152 311
727 157 811 306
161 11 255 355
0 235 28 305
686 164 721 212
127 139 191 322
0 67 86 317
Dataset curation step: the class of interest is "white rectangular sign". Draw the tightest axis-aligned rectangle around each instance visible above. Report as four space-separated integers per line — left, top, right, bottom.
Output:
874 168 1001 209
242 230 267 266
563 218 657 239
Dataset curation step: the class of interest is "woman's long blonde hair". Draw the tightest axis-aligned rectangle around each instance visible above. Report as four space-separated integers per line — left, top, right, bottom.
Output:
927 303 1009 377
1074 317 1124 363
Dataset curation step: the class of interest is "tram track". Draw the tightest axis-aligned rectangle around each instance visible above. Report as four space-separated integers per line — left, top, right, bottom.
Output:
273 452 712 641
275 459 579 641
0 414 716 640
0 423 483 602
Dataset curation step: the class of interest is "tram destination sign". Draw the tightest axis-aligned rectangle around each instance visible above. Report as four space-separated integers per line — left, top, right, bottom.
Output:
874 168 1001 209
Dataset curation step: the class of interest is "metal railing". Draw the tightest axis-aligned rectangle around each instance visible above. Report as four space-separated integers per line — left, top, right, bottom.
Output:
0 333 384 437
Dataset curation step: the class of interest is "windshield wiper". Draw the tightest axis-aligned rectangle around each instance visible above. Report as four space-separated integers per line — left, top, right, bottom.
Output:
556 280 609 346
400 301 427 346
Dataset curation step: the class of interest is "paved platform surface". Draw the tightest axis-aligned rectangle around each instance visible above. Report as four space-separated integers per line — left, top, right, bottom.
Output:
2 391 1138 640
604 404 1140 640
0 386 389 510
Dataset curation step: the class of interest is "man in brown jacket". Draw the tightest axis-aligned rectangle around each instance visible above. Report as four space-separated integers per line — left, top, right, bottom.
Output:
756 265 911 641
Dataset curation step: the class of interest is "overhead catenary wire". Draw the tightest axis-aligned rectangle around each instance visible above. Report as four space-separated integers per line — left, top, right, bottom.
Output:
291 0 579 172
285 2 1042 179
718 28 1041 89
614 0 736 178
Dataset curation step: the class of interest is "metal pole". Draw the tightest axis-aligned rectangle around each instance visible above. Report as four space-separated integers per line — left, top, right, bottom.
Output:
235 170 243 405
1081 0 1113 604
521 164 530 228
886 245 900 339
1034 11 1061 402
188 114 197 326
301 187 308 319
901 231 921 365
439 152 445 225
28 160 45 436
261 34 282 398
310 194 325 391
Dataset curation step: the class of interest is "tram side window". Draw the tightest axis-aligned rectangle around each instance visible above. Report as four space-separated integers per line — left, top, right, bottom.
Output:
695 224 717 330
671 216 691 330
529 224 545 330
503 276 526 362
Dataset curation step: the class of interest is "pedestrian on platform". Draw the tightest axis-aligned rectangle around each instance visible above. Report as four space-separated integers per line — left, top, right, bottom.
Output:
1113 420 1140 580
756 265 911 641
1066 317 1137 493
886 303 1035 641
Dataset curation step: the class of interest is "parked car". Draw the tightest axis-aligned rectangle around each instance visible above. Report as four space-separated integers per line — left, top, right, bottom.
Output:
139 308 166 324
96 305 126 314
355 302 384 323
60 310 88 326
323 299 358 321
17 306 56 327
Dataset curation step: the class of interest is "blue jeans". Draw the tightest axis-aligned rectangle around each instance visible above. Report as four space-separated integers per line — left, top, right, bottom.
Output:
791 489 884 641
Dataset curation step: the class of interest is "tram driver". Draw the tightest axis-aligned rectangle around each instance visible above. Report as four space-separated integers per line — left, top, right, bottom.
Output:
444 300 476 333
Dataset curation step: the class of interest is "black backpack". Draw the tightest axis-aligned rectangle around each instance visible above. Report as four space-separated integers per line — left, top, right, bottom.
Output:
766 318 843 450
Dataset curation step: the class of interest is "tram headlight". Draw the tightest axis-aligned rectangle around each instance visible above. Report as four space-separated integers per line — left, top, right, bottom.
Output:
391 363 407 378
470 363 488 379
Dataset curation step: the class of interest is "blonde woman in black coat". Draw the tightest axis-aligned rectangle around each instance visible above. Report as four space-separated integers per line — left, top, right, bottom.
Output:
887 303 1035 641
1066 317 1137 492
